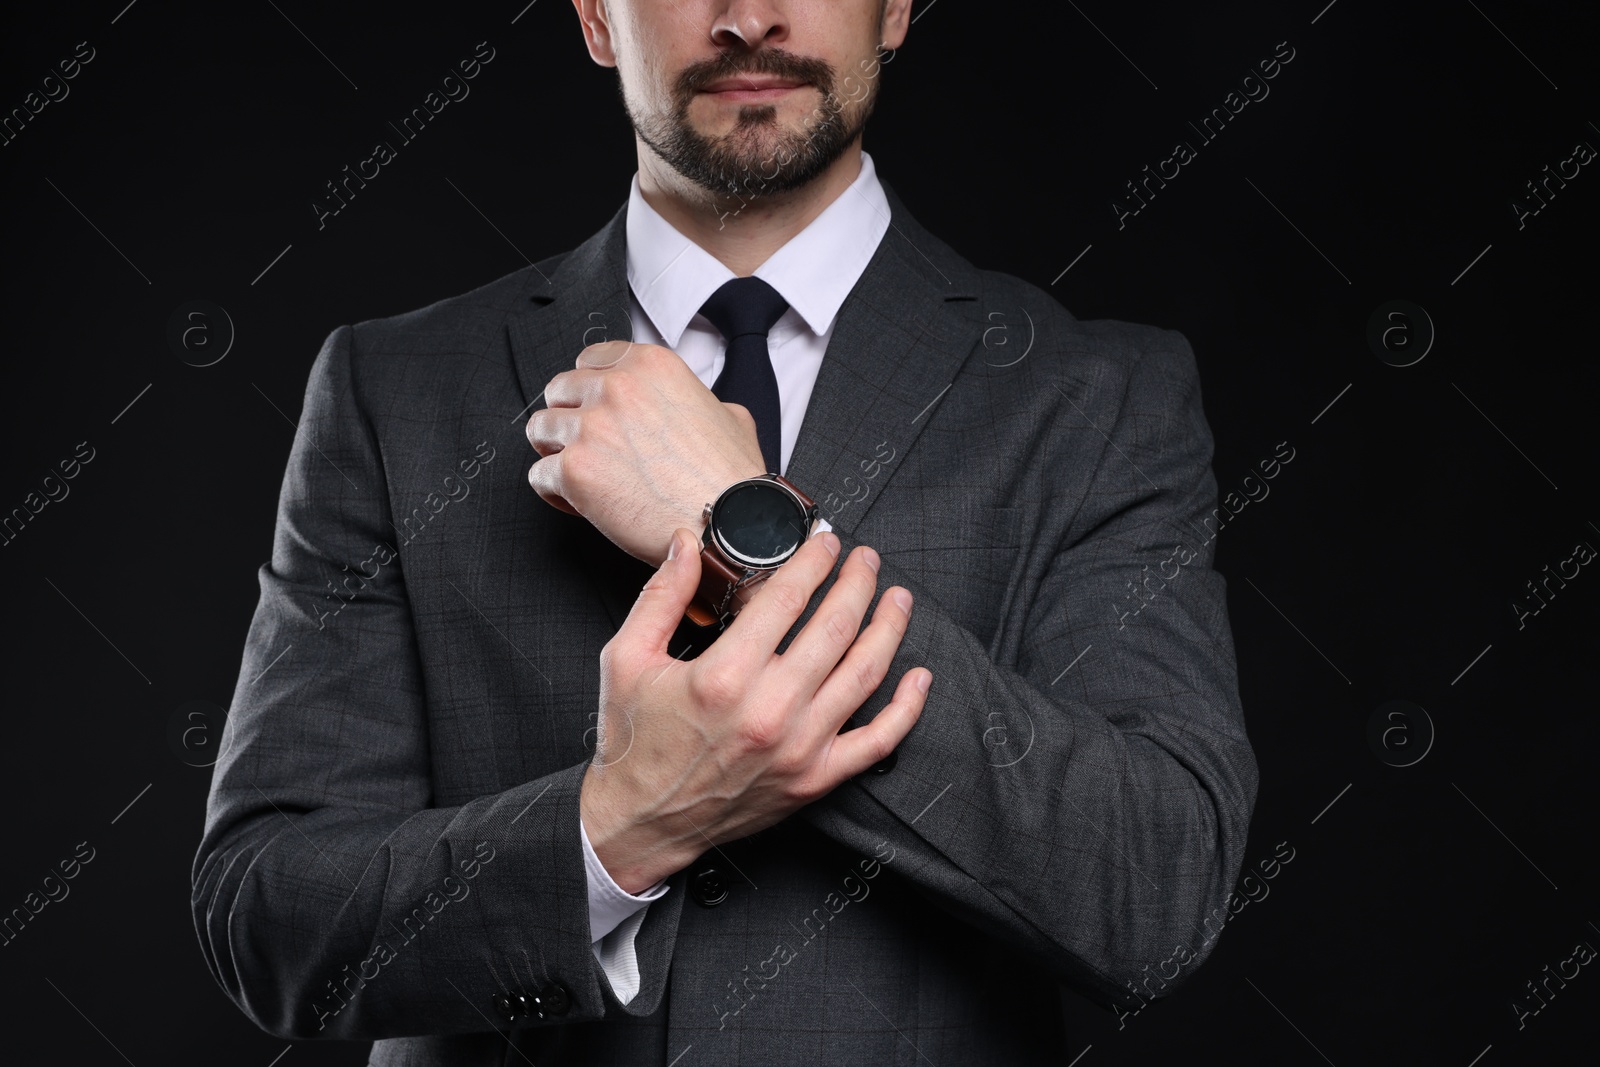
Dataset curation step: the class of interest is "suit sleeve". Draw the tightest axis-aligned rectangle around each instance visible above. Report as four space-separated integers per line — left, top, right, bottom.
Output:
190 325 665 1041
798 330 1259 1012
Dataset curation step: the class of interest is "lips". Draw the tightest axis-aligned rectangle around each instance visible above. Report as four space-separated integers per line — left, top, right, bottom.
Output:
698 76 810 102
701 75 806 92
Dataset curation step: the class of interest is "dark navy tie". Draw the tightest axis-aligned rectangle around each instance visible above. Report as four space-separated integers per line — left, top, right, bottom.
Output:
699 276 789 474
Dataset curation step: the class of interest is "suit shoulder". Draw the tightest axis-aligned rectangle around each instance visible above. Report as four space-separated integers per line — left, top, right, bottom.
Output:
294 249 573 438
344 253 568 361
968 267 1199 386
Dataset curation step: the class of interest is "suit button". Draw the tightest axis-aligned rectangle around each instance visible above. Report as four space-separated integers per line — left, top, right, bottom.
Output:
690 866 729 907
538 983 571 1017
869 749 897 774
492 992 523 1022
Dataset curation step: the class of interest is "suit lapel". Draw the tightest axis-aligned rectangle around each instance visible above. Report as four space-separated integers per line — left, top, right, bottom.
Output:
505 202 634 418
783 183 982 539
504 207 662 641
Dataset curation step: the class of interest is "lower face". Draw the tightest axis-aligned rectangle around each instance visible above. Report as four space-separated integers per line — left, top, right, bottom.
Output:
620 24 883 199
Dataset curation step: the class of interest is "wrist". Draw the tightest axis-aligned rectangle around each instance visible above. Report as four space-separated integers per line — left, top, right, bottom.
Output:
660 468 770 566
579 764 699 895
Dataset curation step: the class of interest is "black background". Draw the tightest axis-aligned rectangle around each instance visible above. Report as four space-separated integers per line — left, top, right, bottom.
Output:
2 1 1596 1064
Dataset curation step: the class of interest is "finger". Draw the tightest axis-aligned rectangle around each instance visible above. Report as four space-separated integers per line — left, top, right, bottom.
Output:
706 530 842 664
812 579 915 739
526 453 580 515
575 340 639 370
525 406 579 456
616 528 702 657
809 581 915 732
817 668 930 783
543 368 604 408
777 545 884 692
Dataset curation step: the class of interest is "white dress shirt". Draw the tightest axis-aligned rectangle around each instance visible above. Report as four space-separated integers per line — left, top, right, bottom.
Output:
577 151 891 1005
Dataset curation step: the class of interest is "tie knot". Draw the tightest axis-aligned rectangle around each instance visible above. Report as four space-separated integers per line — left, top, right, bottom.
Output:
698 276 790 341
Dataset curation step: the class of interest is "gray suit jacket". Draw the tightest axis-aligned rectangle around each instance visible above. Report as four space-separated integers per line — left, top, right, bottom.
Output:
193 183 1258 1066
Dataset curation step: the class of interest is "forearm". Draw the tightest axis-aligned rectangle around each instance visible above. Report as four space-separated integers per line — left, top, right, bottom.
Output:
795 525 1257 1008
194 758 604 1040
193 322 672 1040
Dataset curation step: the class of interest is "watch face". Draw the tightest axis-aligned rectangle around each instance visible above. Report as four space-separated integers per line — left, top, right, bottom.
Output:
713 481 808 567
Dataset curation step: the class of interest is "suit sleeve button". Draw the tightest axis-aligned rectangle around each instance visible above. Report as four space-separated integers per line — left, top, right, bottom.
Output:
492 992 520 1022
539 983 571 1016
690 866 729 907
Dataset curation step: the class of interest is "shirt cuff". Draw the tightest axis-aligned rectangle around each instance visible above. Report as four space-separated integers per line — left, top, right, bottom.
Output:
814 516 833 536
580 813 669 944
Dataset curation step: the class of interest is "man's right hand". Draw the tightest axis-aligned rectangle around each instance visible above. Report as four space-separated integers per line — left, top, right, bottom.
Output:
579 526 930 895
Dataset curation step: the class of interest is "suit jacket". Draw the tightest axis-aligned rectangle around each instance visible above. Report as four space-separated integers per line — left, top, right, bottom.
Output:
193 182 1258 1066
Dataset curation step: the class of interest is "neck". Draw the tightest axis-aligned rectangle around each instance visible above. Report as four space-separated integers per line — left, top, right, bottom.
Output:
636 139 864 277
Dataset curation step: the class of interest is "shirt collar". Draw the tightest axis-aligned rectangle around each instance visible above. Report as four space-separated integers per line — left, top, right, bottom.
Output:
625 151 891 348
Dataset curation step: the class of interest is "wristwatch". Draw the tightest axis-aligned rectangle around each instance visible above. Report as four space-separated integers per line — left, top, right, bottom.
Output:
685 474 820 631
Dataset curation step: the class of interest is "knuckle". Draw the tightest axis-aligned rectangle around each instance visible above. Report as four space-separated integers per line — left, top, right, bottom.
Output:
823 609 856 646
602 630 638 665
737 714 780 752
692 662 746 708
598 638 621 677
769 746 805 779
602 370 636 402
766 580 809 619
782 773 821 805
851 656 884 702
581 342 620 367
781 752 826 793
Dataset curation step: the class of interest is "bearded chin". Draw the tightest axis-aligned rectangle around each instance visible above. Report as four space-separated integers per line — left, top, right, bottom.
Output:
631 90 871 201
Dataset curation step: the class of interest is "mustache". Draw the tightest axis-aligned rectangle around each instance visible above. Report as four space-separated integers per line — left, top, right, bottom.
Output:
674 49 837 102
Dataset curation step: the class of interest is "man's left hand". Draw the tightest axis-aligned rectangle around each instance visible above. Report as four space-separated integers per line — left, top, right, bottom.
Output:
527 341 767 566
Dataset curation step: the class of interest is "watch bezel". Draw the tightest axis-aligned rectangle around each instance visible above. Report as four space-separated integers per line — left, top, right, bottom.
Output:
706 475 813 569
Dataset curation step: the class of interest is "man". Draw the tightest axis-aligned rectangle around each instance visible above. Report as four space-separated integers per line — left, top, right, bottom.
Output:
192 0 1259 1063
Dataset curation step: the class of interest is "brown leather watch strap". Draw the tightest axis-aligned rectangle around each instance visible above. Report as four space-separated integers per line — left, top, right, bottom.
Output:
772 474 815 511
685 541 748 628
